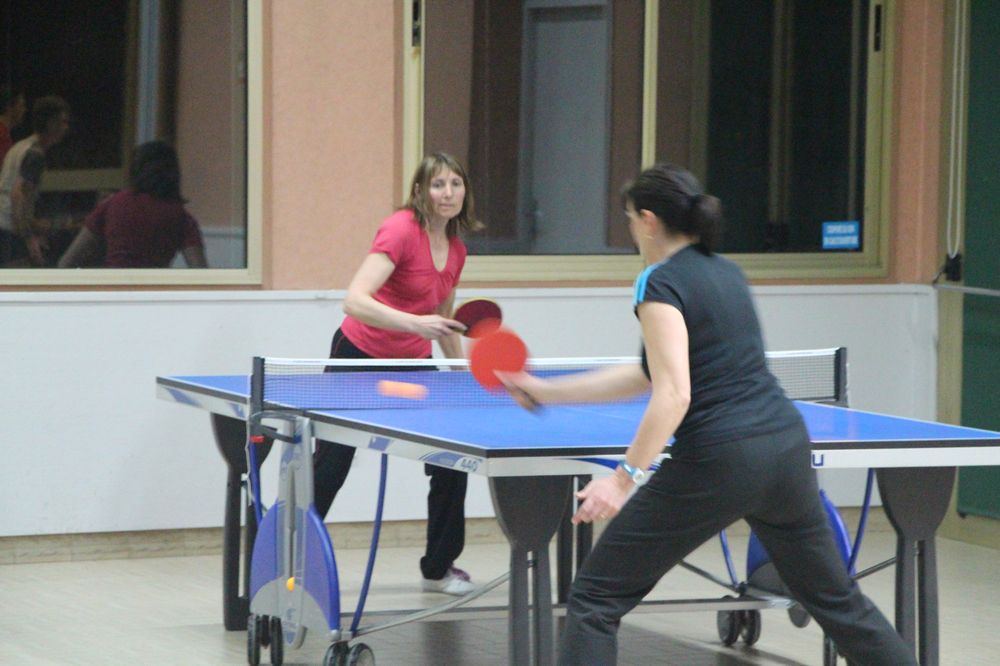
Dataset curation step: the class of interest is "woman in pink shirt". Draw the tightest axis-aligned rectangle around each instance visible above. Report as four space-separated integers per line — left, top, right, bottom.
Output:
315 152 481 595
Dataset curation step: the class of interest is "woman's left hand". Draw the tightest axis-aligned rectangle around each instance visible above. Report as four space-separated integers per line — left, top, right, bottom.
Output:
572 474 634 524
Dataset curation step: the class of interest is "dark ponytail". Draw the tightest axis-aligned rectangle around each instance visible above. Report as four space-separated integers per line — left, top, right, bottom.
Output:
624 163 723 252
687 192 722 251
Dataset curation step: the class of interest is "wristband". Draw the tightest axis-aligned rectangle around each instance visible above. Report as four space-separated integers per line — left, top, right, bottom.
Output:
618 461 647 485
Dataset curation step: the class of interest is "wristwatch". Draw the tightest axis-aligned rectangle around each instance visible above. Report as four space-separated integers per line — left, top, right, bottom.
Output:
618 461 647 485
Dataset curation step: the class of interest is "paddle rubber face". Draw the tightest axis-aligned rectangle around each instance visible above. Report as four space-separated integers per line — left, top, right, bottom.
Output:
469 328 528 389
453 298 502 338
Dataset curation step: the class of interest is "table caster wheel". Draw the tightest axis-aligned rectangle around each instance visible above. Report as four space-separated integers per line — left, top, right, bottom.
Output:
716 597 742 646
347 642 375 665
258 613 271 647
324 642 349 666
269 617 283 665
247 613 261 666
741 609 762 646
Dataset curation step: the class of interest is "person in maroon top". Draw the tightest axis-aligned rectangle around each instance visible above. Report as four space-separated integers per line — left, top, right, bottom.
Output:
315 152 483 595
57 141 207 268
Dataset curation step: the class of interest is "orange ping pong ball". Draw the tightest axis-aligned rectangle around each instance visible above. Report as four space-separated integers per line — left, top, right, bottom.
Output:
377 379 428 400
286 577 295 591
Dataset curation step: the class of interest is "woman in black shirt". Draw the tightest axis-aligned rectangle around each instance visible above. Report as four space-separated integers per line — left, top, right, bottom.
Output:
501 163 916 666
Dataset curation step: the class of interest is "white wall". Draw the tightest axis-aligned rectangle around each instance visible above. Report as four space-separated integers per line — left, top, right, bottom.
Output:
0 285 936 537
752 285 938 504
169 227 246 269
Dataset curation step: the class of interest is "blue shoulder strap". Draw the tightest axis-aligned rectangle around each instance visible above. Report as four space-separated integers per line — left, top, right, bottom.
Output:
632 261 665 308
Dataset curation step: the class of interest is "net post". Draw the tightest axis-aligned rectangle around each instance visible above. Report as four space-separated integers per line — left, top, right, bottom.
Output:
243 356 268 599
250 356 265 417
833 347 849 406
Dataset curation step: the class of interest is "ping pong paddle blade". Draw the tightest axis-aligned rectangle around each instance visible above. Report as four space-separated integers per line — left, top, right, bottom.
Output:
453 298 502 338
469 328 528 390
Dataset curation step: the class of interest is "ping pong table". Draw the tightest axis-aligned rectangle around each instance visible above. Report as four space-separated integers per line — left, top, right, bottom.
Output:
157 358 1000 666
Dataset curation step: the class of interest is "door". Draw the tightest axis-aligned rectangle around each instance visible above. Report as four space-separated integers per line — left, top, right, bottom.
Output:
518 0 611 254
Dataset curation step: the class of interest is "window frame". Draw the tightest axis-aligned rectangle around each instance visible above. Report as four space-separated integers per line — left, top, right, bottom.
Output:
0 0 263 287
405 0 893 282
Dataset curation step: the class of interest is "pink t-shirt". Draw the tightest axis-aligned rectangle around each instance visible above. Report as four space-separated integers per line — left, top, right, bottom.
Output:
341 209 467 358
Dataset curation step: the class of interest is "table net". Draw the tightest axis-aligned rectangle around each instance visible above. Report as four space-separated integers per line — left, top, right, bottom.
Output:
764 348 846 405
253 348 846 413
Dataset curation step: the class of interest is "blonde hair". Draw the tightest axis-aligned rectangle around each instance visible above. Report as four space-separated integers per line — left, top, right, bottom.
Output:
404 152 483 237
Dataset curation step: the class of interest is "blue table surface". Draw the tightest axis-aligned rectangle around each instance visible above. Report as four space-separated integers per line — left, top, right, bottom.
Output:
161 373 1000 451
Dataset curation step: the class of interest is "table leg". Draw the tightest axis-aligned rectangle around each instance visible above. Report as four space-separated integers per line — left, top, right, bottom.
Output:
508 544 531 666
532 545 554 666
892 535 916 647
556 508 573 605
917 538 939 666
876 466 955 666
556 475 593 604
491 476 573 666
210 414 271 632
574 477 593 577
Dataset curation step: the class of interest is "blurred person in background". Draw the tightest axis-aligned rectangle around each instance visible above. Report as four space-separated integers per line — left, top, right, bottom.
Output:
0 86 27 164
58 140 207 268
0 95 69 266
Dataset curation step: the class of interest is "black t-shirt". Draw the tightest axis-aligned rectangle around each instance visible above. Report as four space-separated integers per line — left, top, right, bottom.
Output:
636 244 801 449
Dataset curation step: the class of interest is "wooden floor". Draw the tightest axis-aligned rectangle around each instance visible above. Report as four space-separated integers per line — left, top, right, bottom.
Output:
1 530 997 665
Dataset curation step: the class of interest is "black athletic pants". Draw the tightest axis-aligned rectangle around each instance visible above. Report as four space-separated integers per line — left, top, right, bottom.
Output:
312 328 467 581
558 421 917 666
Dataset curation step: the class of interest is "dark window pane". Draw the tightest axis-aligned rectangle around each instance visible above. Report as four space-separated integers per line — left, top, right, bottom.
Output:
1 0 128 169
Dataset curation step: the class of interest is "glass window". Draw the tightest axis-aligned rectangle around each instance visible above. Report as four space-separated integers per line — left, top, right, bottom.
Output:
415 0 889 280
667 0 870 253
0 0 261 284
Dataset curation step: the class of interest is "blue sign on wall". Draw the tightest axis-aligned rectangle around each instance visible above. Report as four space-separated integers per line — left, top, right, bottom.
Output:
821 221 860 250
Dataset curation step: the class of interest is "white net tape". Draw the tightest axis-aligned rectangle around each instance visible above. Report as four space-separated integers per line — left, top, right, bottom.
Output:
255 349 844 412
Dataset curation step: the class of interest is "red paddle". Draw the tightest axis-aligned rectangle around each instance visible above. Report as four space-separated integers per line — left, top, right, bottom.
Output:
468 327 528 390
453 298 502 338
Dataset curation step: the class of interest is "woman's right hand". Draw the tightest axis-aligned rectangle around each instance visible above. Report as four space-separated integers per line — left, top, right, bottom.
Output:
410 314 465 340
496 371 547 410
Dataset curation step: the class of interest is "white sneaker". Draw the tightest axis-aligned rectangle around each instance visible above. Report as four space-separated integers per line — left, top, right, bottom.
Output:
422 567 475 596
